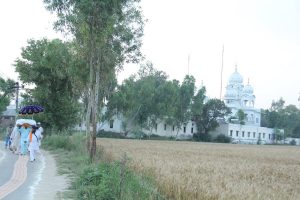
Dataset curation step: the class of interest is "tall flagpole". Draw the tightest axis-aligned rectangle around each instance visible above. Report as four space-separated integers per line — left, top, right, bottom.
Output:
220 45 224 99
188 54 190 76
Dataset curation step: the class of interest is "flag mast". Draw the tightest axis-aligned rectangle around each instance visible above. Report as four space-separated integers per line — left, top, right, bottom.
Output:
220 45 224 99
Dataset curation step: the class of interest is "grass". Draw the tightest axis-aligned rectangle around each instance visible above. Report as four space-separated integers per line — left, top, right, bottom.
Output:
97 138 300 200
42 132 165 200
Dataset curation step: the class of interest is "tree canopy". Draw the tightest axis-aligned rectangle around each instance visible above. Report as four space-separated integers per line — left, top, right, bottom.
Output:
15 39 82 130
261 98 300 138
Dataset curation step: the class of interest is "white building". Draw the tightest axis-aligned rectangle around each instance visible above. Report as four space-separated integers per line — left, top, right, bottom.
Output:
75 66 278 144
210 67 275 144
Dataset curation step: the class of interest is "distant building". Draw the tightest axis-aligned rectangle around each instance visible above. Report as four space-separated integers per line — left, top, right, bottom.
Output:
75 67 283 144
0 105 16 127
210 67 274 144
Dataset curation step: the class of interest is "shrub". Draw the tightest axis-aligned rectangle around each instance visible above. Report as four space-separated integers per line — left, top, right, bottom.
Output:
213 134 231 143
290 139 296 145
193 133 212 142
97 130 126 139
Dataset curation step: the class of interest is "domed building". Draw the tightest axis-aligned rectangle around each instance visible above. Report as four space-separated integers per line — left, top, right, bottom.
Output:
209 66 276 144
224 67 261 126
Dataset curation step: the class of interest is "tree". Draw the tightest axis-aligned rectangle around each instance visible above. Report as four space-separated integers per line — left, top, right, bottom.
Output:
0 78 15 114
236 109 246 125
194 98 231 138
172 75 195 135
191 86 206 126
261 98 300 138
106 63 178 136
15 39 82 130
44 0 144 160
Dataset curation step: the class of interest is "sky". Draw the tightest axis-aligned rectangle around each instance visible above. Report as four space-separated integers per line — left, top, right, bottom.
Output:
0 0 299 109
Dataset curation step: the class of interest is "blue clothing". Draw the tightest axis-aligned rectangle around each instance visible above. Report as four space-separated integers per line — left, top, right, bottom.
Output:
19 127 31 155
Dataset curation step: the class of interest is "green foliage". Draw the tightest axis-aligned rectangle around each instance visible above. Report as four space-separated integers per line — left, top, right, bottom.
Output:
107 63 178 133
0 77 15 113
97 130 127 139
236 109 246 125
261 98 300 138
75 161 164 200
213 134 231 143
193 133 212 142
15 39 82 130
194 98 231 135
289 139 296 145
43 133 164 200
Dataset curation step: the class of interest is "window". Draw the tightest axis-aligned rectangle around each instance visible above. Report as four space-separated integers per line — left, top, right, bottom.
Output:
172 125 175 131
164 124 167 131
259 133 261 138
191 127 193 134
183 126 186 133
256 118 259 123
248 132 250 137
236 131 239 137
109 120 114 129
253 132 256 138
155 123 158 131
269 134 271 140
242 131 245 137
79 123 81 127
230 130 233 136
263 133 265 138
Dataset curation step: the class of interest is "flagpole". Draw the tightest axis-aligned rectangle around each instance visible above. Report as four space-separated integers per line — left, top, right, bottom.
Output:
220 45 224 100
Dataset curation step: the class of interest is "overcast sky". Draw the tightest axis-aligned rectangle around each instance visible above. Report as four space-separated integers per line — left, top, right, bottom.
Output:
0 0 299 109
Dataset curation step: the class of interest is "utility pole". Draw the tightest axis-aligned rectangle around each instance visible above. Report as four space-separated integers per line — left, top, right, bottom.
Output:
220 45 224 99
188 54 190 76
12 82 24 114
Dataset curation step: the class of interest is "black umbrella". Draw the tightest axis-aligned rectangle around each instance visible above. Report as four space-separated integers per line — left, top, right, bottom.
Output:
19 105 44 115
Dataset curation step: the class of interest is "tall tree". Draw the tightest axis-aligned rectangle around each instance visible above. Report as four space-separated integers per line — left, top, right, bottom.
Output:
194 98 231 136
106 63 176 136
172 75 195 134
44 0 144 159
0 78 15 113
15 39 82 130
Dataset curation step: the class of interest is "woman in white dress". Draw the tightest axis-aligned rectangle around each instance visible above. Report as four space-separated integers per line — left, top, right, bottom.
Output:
10 124 21 154
28 126 42 162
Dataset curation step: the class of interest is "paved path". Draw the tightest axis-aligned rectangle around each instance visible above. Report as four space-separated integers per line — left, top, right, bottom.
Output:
0 148 70 200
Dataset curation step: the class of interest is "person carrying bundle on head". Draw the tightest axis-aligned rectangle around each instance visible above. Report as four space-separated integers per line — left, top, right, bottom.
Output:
19 123 31 155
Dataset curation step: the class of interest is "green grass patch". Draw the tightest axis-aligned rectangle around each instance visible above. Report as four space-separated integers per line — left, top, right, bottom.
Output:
42 132 165 200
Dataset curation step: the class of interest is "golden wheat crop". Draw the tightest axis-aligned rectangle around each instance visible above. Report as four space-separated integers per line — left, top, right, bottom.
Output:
97 138 300 200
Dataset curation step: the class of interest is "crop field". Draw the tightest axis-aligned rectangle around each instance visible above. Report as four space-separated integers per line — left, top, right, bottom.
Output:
97 138 300 200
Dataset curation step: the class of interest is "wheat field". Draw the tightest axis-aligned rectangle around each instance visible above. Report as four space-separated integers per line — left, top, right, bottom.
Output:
97 138 300 200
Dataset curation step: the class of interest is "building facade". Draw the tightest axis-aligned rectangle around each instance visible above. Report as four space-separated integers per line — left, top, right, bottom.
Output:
75 67 280 144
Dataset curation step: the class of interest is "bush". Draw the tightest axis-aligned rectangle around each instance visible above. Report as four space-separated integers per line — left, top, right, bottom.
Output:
97 130 127 139
42 133 84 151
213 134 231 143
43 132 165 199
193 133 212 142
290 139 296 145
75 161 164 200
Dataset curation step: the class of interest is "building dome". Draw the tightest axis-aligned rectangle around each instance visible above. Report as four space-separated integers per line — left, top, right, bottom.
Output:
243 84 253 94
228 67 243 85
224 88 238 98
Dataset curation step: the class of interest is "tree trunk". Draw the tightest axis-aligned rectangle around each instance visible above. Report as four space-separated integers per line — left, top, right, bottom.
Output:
90 57 101 161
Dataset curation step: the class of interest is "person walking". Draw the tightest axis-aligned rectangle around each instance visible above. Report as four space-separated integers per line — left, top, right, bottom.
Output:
5 125 13 149
28 125 41 162
37 122 44 147
10 124 21 154
19 124 31 155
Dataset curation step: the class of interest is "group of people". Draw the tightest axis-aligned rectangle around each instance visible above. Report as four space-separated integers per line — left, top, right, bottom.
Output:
5 121 43 162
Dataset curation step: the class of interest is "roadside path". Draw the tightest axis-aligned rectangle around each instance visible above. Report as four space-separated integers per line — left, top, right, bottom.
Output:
0 148 70 200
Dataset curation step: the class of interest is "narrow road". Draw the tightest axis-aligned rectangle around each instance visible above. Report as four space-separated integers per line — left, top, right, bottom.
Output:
0 148 69 200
